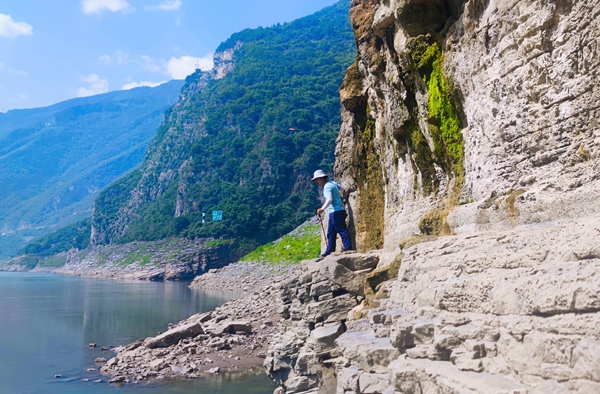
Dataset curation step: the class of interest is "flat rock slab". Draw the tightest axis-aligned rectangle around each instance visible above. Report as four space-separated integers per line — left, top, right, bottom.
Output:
309 323 346 353
336 330 400 374
319 260 368 297
211 321 252 336
329 254 379 272
145 320 204 349
389 358 527 394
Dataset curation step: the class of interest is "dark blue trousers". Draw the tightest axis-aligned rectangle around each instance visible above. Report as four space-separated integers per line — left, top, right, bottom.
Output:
324 210 351 255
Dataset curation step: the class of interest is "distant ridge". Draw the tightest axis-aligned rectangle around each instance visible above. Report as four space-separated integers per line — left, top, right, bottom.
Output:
0 80 184 258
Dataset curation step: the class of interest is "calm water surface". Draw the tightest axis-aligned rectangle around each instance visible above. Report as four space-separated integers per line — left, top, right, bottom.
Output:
0 272 276 394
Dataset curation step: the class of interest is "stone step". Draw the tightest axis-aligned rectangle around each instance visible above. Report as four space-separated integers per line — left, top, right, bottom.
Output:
389 358 527 394
335 329 400 374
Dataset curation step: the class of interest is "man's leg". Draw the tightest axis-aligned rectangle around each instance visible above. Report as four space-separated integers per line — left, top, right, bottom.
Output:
324 212 337 256
333 210 352 251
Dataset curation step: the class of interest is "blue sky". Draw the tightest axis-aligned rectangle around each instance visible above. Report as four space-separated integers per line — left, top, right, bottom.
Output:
0 0 341 112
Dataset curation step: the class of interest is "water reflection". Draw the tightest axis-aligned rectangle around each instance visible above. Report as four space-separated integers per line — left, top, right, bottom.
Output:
0 272 272 394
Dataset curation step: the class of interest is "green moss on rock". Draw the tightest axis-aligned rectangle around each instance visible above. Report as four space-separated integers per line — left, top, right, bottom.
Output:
407 40 465 198
355 117 385 251
366 252 402 293
418 207 452 236
425 45 464 178
398 234 438 250
406 120 438 195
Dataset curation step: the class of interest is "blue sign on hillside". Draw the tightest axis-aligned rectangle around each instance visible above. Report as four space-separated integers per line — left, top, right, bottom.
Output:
212 211 223 221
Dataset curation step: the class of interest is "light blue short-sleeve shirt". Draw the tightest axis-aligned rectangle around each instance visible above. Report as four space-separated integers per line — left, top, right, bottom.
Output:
323 181 345 213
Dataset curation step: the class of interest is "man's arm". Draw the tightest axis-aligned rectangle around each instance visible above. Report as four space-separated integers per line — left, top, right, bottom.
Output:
317 182 333 215
317 198 333 215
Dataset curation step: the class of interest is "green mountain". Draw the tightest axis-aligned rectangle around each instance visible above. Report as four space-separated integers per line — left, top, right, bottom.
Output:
0 80 184 259
90 0 355 248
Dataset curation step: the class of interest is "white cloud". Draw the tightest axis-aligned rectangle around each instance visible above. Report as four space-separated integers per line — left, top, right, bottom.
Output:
99 54 112 64
0 60 28 76
140 55 162 73
115 50 130 64
8 68 28 76
146 0 182 11
122 80 166 90
82 0 134 15
0 14 33 39
98 50 129 65
76 74 108 97
165 54 213 79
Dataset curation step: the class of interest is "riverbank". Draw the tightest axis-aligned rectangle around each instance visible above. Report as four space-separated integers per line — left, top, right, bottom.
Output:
98 259 302 384
1 237 244 281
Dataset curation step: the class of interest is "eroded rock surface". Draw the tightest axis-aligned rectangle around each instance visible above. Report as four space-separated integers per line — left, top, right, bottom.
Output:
267 217 600 393
336 0 600 252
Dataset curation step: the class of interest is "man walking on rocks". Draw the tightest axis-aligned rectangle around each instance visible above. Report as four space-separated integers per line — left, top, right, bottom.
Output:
312 169 351 257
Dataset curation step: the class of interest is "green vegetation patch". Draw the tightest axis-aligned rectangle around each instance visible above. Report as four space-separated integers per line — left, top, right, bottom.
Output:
407 40 465 198
240 224 320 264
5 254 67 269
118 251 153 266
417 42 464 178
37 254 68 268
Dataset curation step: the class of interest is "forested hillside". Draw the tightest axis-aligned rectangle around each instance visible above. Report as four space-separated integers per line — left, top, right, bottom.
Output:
0 80 183 258
90 0 355 247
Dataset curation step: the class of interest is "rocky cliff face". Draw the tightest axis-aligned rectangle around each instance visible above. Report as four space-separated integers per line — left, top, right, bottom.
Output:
336 0 600 253
266 0 600 393
90 52 232 245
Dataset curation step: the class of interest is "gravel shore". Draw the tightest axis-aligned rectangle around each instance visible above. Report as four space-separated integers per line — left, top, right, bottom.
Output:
99 260 303 385
190 261 301 293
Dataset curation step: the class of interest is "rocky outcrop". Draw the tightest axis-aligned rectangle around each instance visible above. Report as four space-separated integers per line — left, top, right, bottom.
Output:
335 0 600 253
89 0 600 391
265 253 381 393
267 217 600 393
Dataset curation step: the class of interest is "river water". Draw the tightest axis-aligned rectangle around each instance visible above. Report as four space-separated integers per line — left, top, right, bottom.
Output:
0 272 276 394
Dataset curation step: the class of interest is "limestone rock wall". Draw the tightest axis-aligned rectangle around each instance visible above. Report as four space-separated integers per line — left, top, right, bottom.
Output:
336 0 600 253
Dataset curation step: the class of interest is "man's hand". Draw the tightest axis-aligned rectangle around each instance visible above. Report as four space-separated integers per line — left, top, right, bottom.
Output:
316 208 324 215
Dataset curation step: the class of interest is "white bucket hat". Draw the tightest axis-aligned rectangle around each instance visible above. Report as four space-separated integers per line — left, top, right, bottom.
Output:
311 169 328 180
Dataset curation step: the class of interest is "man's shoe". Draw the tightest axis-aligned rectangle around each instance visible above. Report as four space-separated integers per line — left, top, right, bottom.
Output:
319 253 330 258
